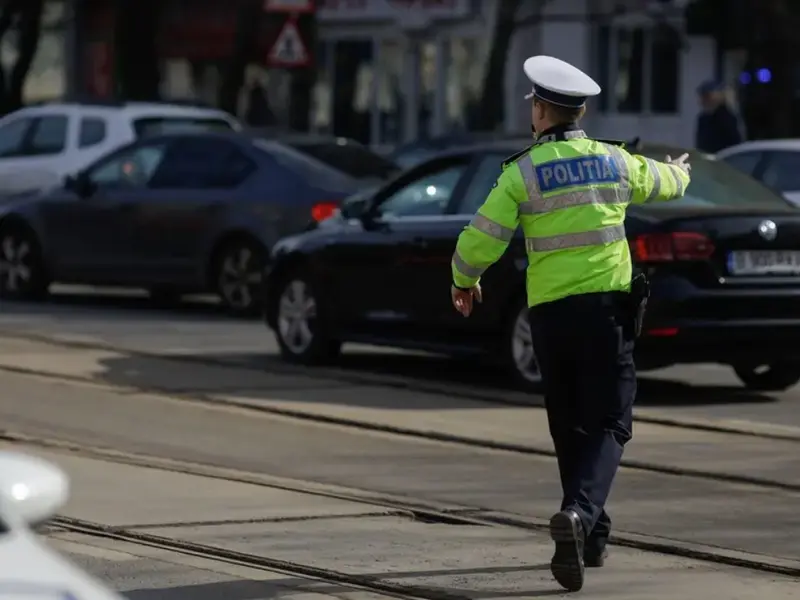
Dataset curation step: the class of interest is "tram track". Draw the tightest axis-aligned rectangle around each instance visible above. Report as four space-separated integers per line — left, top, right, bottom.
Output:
0 328 798 443
9 431 800 579
0 331 799 495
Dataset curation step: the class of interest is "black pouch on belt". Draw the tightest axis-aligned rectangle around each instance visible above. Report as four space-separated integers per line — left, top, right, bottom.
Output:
629 272 650 338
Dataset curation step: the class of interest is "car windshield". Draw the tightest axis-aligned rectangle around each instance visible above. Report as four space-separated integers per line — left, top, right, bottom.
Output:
133 117 235 137
289 141 400 180
252 139 356 194
636 149 792 209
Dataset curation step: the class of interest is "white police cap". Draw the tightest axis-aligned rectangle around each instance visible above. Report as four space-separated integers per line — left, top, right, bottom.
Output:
523 55 601 108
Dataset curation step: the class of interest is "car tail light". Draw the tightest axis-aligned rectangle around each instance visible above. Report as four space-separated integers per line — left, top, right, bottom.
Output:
646 327 679 337
311 201 338 223
631 232 714 262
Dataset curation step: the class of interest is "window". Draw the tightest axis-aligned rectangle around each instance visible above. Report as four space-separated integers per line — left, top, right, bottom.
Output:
88 143 168 188
457 155 505 214
78 118 107 148
0 119 32 157
638 151 791 209
149 139 255 189
28 116 68 155
720 151 764 176
132 117 234 138
254 139 355 194
594 25 680 114
615 28 645 113
377 165 467 218
761 151 800 192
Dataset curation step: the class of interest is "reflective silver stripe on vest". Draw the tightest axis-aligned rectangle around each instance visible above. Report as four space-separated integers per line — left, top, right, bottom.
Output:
525 223 627 252
643 157 663 203
452 251 485 278
517 147 631 214
470 213 516 242
667 164 686 197
515 155 542 214
601 143 630 199
519 186 622 214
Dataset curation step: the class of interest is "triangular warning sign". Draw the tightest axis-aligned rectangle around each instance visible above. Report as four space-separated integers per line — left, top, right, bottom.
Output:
268 20 309 67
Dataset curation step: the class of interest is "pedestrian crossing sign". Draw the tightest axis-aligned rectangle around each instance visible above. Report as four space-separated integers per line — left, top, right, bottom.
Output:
267 19 310 68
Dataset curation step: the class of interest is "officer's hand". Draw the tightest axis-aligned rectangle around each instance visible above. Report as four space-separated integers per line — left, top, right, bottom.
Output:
451 284 482 317
665 153 691 174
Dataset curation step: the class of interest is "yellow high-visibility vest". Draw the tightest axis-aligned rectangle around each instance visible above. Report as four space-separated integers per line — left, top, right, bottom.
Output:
452 130 691 307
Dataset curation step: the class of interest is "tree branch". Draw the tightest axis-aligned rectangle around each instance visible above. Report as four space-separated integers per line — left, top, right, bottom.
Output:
6 0 43 112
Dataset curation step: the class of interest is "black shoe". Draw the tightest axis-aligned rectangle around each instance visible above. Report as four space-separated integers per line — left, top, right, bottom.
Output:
584 547 608 568
549 510 585 592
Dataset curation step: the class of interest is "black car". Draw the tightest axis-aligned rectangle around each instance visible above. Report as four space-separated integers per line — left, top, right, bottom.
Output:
250 130 401 182
391 132 532 169
264 141 800 392
0 131 362 315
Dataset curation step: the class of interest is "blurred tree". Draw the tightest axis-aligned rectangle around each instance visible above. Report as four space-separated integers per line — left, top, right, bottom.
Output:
218 0 262 115
474 0 523 131
0 0 44 114
114 0 162 100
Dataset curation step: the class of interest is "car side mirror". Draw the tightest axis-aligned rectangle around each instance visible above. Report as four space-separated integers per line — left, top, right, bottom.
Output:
0 451 69 527
65 172 94 198
359 207 385 230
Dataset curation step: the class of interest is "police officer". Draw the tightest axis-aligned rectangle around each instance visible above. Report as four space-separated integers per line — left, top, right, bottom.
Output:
450 56 691 592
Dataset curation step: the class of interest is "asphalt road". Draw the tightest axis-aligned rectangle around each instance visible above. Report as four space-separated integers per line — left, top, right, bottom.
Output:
1 289 799 428
2 288 799 596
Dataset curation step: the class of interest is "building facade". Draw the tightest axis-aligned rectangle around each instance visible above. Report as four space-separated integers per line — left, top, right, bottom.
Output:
311 0 718 148
15 0 720 148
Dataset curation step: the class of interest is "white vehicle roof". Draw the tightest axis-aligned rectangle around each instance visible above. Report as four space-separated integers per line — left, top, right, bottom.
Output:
5 101 241 127
717 139 800 156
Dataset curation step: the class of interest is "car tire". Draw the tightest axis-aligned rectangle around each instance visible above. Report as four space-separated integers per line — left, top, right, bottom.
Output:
732 362 800 392
274 273 341 365
0 223 49 301
213 238 266 318
502 297 543 393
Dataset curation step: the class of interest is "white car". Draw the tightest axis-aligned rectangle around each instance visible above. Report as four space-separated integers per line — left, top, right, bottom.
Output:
0 101 242 194
716 140 800 207
0 450 122 599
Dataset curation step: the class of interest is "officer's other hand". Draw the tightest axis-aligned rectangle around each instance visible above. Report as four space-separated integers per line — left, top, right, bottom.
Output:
451 284 482 317
665 153 691 174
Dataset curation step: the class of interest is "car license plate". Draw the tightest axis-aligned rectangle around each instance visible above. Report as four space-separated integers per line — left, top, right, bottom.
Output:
728 250 800 275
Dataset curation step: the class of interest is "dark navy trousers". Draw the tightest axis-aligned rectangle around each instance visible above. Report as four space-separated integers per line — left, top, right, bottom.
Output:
528 291 636 552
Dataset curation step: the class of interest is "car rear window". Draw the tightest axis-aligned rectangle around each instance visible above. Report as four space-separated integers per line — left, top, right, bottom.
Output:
637 151 792 209
289 141 400 180
252 139 356 194
133 117 234 138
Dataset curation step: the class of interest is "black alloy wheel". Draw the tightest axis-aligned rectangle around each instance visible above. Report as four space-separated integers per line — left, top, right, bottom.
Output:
0 224 49 300
274 273 341 364
214 239 266 317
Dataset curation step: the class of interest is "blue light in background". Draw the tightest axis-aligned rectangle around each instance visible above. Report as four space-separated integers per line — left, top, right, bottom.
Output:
756 68 772 83
739 71 751 84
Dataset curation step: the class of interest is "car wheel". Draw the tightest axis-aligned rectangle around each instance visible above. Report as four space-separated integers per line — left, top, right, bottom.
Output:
503 298 543 392
732 362 800 392
274 275 341 364
0 224 49 300
214 239 265 317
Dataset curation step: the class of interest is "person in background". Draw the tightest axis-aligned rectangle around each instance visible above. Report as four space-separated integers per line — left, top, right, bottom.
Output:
695 81 744 153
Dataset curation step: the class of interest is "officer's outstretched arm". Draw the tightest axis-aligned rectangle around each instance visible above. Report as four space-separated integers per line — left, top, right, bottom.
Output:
626 152 691 204
452 167 521 288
